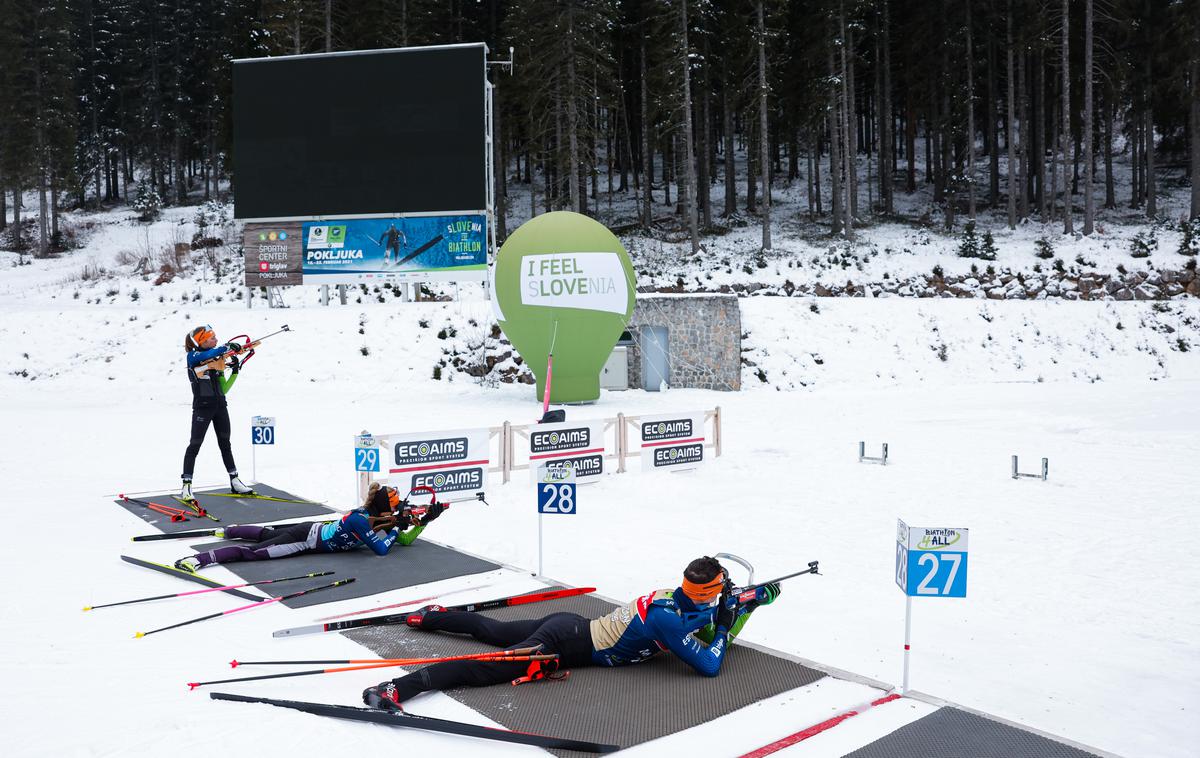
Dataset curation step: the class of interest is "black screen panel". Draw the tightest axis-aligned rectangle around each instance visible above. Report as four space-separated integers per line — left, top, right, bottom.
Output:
233 44 486 219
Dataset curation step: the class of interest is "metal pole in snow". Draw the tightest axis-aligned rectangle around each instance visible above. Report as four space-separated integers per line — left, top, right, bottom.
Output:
902 594 913 693
537 512 544 577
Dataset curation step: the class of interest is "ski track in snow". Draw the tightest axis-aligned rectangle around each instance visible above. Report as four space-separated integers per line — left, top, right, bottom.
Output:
1 207 1198 758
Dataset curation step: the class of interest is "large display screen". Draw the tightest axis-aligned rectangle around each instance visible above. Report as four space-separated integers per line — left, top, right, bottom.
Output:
233 44 487 220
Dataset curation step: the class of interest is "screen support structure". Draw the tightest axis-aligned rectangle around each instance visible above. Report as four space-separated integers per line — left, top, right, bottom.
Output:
486 47 514 302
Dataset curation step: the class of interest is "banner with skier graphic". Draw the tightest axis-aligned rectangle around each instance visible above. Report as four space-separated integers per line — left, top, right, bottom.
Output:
301 214 487 284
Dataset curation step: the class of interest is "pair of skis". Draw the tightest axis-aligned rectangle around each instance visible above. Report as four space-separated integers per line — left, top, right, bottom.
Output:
272 585 596 637
120 494 214 523
211 692 619 753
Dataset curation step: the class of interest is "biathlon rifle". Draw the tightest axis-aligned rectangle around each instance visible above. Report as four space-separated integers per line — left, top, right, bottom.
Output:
724 561 820 609
372 488 488 530
193 325 292 377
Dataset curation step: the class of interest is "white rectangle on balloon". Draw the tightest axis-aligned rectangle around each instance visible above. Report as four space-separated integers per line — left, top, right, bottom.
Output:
519 252 629 315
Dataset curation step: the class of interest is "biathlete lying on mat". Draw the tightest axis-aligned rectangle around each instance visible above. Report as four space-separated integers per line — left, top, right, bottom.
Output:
173 483 442 574
361 555 781 710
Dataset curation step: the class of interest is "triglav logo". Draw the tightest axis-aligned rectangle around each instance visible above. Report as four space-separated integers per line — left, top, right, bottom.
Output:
652 444 703 467
543 454 603 477
642 419 693 442
530 427 590 454
412 468 483 494
394 437 468 466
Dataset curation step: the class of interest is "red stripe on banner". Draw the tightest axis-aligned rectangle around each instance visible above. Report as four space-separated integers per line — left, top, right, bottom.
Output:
640 436 706 449
529 447 606 461
388 459 490 474
737 693 903 758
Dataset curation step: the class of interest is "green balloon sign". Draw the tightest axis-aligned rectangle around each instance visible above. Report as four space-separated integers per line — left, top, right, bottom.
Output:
491 211 636 403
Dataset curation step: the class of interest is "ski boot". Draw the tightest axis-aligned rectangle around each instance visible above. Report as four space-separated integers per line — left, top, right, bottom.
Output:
229 475 255 495
179 479 196 503
404 604 446 628
362 682 403 711
174 557 201 574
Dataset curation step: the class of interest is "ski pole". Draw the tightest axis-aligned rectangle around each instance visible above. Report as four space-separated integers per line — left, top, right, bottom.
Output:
84 572 334 611
131 527 220 542
135 578 355 638
229 646 544 667
122 494 197 521
189 653 558 689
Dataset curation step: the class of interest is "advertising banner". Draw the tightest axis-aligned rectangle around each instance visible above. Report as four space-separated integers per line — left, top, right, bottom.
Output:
243 222 304 286
381 427 490 497
302 215 486 283
525 419 607 482
638 412 707 472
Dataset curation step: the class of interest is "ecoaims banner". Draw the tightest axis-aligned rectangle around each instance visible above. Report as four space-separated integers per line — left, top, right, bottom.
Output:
638 412 706 472
491 211 636 403
526 418 607 482
380 427 490 497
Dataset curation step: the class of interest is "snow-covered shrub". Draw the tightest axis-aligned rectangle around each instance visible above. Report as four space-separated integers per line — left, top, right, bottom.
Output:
435 321 534 387
957 221 980 258
1178 218 1200 256
1130 229 1157 258
980 231 998 261
1034 237 1055 259
133 184 163 222
192 200 229 247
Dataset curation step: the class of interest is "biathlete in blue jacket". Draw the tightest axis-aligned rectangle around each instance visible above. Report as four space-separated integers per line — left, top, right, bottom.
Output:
173 484 443 573
179 324 255 502
362 556 781 711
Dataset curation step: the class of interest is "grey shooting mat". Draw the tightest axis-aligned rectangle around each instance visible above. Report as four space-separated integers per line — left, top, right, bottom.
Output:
115 483 334 534
344 591 826 756
189 537 500 609
843 706 1103 758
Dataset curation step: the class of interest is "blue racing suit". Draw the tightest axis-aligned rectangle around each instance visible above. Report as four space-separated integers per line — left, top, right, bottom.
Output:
319 509 422 554
588 589 729 676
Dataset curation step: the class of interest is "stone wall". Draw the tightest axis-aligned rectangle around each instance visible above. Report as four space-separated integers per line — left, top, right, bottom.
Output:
624 294 741 391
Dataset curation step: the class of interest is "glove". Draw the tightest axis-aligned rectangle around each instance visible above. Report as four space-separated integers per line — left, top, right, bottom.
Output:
715 592 736 631
419 502 445 526
226 341 244 353
228 354 241 373
758 582 782 606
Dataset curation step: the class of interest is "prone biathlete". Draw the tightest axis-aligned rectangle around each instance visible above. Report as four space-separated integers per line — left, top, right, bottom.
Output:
180 324 253 502
173 484 443 574
362 556 781 710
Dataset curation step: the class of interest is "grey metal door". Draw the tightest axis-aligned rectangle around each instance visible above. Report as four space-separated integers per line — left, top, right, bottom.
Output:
640 326 670 391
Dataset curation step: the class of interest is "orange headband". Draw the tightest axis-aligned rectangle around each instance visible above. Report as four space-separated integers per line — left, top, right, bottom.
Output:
681 572 726 604
192 327 215 346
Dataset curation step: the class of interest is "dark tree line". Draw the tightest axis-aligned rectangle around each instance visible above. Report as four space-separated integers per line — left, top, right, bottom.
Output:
1 0 1197 258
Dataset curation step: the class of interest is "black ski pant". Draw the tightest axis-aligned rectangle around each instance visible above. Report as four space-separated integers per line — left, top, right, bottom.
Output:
182 404 237 480
387 611 595 703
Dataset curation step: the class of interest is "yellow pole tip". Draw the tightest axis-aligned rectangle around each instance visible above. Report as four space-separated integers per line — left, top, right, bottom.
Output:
135 632 145 638
82 607 91 611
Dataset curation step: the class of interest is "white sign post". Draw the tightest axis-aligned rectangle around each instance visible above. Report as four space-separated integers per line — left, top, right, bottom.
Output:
535 463 577 577
895 519 969 693
250 416 275 483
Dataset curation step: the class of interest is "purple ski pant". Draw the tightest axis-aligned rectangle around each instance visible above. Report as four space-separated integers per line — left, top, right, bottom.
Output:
194 522 318 567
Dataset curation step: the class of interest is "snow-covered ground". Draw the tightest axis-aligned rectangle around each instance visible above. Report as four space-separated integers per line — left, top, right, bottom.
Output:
1 185 1198 757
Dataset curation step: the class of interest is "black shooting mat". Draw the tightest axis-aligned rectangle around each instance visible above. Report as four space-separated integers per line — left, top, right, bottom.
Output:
345 591 826 756
842 706 1103 758
189 537 500 609
114 483 334 534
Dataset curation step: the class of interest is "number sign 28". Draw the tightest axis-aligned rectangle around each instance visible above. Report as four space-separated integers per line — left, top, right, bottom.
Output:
538 482 576 514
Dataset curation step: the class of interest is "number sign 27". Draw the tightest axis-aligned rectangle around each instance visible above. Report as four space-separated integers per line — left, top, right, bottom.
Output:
538 482 576 514
903 550 968 597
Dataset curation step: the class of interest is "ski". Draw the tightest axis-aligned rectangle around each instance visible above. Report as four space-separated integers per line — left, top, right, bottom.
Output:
200 492 324 506
85 571 334 610
209 693 619 753
131 528 222 542
312 581 502 622
136 578 356 638
395 234 445 265
120 555 263 602
273 586 595 638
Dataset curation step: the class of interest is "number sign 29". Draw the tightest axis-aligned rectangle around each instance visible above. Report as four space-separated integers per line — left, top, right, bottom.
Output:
355 447 379 473
896 521 968 598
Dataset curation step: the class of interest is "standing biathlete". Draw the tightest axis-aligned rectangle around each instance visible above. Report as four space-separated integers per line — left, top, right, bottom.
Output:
174 483 443 573
362 556 781 710
180 324 254 502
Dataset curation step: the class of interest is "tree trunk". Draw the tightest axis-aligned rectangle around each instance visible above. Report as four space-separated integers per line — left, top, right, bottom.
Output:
842 7 858 221
905 94 917 192
1060 0 1073 234
757 0 772 250
494 82 507 241
1104 91 1115 209
1036 46 1047 216
1145 57 1156 218
681 0 700 253
1017 45 1029 218
566 6 580 214
1082 0 1094 234
1130 110 1140 208
828 36 844 235
1006 1 1016 229
700 46 712 228
988 29 1000 205
881 0 893 213
640 35 653 226
723 68 736 216
1192 41 1200 220
966 0 976 220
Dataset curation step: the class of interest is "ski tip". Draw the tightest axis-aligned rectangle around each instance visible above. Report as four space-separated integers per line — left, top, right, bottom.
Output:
272 630 289 638
229 660 239 669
